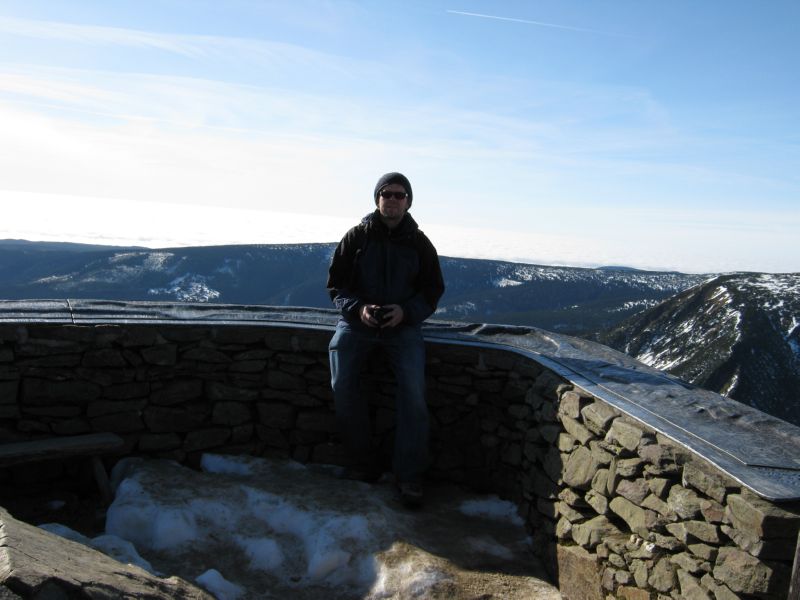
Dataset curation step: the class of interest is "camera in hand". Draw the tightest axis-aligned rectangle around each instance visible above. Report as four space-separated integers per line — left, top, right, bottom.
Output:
373 306 392 323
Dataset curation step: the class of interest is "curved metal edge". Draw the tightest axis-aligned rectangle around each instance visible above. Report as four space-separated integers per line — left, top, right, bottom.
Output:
423 333 800 502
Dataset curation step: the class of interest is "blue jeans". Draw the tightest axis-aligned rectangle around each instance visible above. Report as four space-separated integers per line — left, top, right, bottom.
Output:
328 321 429 483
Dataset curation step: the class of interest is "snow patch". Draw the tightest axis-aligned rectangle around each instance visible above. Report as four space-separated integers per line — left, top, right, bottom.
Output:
458 497 524 526
148 273 220 302
196 569 244 600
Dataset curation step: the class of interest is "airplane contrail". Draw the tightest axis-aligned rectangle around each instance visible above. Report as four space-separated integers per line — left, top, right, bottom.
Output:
446 10 624 37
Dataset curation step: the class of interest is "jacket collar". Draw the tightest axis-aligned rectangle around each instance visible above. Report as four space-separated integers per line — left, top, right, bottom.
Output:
362 210 418 238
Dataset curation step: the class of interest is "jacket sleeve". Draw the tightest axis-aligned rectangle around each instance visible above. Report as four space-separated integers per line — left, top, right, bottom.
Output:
401 233 445 325
326 227 365 321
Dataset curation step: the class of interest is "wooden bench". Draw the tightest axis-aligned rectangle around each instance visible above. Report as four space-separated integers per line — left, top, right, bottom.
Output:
0 433 125 504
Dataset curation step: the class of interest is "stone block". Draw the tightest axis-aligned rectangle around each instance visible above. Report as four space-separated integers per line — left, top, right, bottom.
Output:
0 380 19 404
607 457 619 495
665 521 719 544
0 404 20 418
617 479 650 504
87 399 147 418
581 401 618 434
557 501 588 523
206 381 259 403
232 349 272 360
184 428 231 452
311 442 348 465
588 441 614 466
572 515 623 549
616 457 644 478
563 446 601 490
181 348 231 363
537 498 558 519
591 469 609 494
501 443 522 466
631 560 650 589
667 485 702 520
720 524 798 560
650 533 683 551
648 477 671 498
713 546 790 596
21 379 101 405
682 462 731 504
557 544 604 600
699 574 738 600
602 566 616 591
77 367 136 387
606 419 646 452
676 569 711 600
295 410 335 433
539 424 561 443
528 471 559 499
642 494 674 518
699 498 727 524
726 491 800 539
670 552 705 575
559 389 591 419
91 411 145 433
561 415 594 445
82 349 127 367
267 370 306 391
557 433 577 452
20 405 81 418
104 382 150 401
138 433 182 452
648 556 677 593
141 344 177 365
615 569 632 585
256 403 295 429
231 424 253 444
52 418 92 435
555 516 572 540
609 496 659 537
586 490 608 515
543 447 565 483
688 543 717 562
617 585 653 600
212 402 252 426
255 425 290 449
558 487 584 506
143 405 210 433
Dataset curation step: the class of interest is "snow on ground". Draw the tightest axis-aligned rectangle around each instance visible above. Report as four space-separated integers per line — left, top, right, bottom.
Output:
40 454 557 600
147 273 221 302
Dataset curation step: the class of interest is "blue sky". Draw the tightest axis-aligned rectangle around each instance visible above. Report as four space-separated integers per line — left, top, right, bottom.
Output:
0 1 797 272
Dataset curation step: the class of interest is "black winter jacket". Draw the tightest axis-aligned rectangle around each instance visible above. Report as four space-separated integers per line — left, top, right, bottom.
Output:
327 211 445 327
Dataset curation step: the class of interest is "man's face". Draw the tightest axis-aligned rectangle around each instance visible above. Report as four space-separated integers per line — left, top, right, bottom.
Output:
377 183 410 221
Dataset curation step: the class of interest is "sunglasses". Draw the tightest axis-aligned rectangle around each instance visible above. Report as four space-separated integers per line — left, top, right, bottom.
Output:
379 190 408 200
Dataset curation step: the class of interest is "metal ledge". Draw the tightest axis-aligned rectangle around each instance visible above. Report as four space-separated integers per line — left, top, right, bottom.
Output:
2 300 800 501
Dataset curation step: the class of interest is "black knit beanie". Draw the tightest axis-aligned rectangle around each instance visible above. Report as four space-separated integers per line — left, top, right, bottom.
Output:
374 172 413 207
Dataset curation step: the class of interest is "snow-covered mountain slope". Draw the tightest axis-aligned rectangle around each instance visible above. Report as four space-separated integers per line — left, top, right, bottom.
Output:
598 273 800 426
0 241 703 336
436 258 704 334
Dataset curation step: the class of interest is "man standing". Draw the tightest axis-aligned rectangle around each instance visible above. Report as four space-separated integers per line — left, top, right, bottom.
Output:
327 172 445 507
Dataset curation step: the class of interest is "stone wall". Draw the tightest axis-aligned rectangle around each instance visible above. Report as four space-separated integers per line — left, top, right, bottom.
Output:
0 321 798 599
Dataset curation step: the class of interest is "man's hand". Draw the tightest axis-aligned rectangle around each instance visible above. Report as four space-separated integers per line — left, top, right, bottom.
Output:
359 304 381 328
380 304 404 328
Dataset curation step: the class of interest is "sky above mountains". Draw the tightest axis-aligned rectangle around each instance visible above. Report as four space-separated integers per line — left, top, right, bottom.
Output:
1 1 797 273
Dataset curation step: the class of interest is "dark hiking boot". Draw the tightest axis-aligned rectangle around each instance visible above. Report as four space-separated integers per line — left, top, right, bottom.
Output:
340 465 382 483
398 481 424 508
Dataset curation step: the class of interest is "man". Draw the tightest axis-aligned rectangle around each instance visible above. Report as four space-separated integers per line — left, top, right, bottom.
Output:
327 172 445 507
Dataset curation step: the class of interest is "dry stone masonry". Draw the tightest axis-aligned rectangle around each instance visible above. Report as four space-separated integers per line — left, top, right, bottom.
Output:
0 315 799 599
